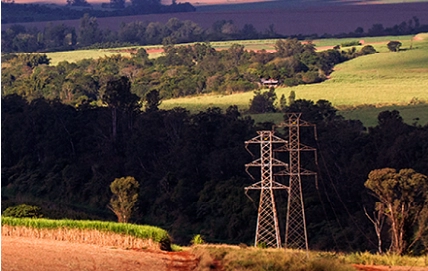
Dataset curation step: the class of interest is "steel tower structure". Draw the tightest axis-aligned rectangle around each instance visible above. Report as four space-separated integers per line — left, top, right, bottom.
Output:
276 113 317 251
244 131 288 248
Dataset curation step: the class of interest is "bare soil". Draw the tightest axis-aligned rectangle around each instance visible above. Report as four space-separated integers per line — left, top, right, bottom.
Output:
1 236 198 271
2 236 428 271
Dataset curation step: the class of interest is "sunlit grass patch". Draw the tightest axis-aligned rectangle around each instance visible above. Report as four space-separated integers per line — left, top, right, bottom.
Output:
1 217 170 250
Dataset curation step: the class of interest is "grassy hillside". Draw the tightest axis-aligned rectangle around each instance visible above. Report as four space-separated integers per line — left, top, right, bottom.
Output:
43 35 428 126
160 34 428 126
45 35 418 65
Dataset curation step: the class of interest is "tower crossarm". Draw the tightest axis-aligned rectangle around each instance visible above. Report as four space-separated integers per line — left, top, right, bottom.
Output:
245 158 288 167
245 181 289 190
275 143 315 152
275 167 317 176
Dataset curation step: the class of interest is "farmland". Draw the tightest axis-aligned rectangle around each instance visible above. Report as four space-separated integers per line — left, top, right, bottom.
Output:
43 35 428 125
2 221 428 271
2 2 428 269
158 34 428 126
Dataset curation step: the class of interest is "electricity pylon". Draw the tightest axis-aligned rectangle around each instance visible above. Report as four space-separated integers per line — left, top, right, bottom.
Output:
244 130 288 248
275 113 317 251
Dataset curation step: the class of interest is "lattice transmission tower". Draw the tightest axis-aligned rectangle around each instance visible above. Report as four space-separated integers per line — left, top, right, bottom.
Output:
276 113 317 251
244 113 316 250
244 131 288 248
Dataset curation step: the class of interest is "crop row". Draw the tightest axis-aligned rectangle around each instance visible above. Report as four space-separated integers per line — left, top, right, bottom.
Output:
2 217 170 250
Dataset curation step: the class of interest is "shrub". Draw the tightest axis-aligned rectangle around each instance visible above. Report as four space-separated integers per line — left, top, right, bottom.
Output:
360 45 377 55
2 204 43 218
341 41 361 47
108 176 139 223
191 234 205 245
387 41 402 52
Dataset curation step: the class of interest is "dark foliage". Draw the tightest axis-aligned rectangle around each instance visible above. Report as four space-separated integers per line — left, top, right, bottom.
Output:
2 93 427 252
3 14 427 54
1 2 195 24
2 204 43 218
1 41 364 105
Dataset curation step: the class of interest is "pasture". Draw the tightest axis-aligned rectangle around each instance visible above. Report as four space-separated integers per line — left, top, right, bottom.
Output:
160 34 428 126
44 34 428 127
45 34 419 64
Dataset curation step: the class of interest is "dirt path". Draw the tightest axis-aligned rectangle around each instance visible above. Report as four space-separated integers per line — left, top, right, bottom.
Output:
1 236 198 271
2 236 427 271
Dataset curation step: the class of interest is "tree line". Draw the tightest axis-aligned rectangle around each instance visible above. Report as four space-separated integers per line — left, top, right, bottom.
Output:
2 15 427 53
1 1 195 24
1 39 376 105
2 88 427 253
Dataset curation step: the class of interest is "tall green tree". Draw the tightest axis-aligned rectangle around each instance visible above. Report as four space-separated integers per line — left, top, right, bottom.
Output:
108 176 140 223
364 168 428 254
248 87 277 114
102 76 140 140
78 14 102 47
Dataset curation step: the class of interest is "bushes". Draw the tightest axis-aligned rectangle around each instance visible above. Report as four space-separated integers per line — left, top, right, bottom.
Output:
387 41 402 52
360 45 377 55
340 41 361 47
2 204 43 218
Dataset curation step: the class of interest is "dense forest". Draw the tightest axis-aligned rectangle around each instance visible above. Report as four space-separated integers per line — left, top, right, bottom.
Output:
2 15 427 53
2 85 428 252
1 39 376 105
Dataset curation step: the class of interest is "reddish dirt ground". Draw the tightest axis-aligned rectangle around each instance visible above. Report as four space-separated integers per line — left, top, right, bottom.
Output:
2 236 428 271
1 236 199 271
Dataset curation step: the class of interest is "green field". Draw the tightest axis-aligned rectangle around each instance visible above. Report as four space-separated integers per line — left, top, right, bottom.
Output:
45 34 428 126
248 104 428 127
160 34 428 127
45 34 422 65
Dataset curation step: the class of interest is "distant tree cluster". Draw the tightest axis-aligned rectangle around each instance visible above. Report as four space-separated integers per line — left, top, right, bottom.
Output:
1 1 195 24
3 14 427 54
1 16 281 53
1 39 375 106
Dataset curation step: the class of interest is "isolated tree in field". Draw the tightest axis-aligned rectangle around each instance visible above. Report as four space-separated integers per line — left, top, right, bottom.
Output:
108 176 140 223
387 41 402 52
288 90 296 105
145 89 161 112
364 168 428 254
360 45 377 55
249 87 276 113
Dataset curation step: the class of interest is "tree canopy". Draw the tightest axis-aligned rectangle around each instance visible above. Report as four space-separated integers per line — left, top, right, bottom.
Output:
365 168 428 254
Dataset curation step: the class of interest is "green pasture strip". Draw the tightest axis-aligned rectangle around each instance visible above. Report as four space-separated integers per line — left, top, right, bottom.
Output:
1 217 169 242
44 34 426 65
339 104 428 127
312 35 416 50
248 112 285 125
45 50 132 66
162 37 428 112
245 104 428 128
